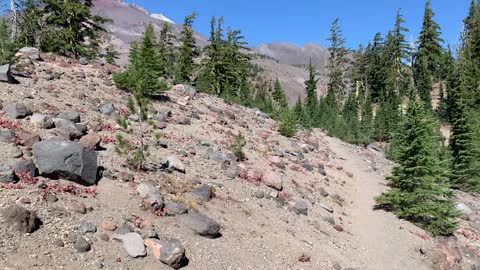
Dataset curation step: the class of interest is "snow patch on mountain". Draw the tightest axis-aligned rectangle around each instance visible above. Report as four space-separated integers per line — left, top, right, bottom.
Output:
150 13 175 24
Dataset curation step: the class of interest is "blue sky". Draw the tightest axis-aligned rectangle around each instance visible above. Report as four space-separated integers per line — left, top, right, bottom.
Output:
125 0 470 49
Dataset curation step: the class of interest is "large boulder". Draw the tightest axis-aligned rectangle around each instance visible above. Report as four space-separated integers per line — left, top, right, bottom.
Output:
179 212 221 238
0 64 16 84
3 205 41 233
16 47 41 61
4 103 32 119
57 111 81 123
0 164 14 183
32 139 98 186
52 118 84 138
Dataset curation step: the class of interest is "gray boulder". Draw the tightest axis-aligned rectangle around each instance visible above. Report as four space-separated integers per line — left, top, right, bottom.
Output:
16 47 40 61
0 164 14 183
32 139 98 186
14 159 38 177
154 110 172 122
79 57 89 65
179 212 220 238
3 205 41 233
74 236 91 253
293 200 308 215
0 64 15 83
0 129 16 143
57 111 81 123
79 221 97 235
456 203 473 216
164 202 188 216
99 103 115 115
52 118 83 138
137 182 164 208
191 185 214 202
4 103 32 119
113 232 146 258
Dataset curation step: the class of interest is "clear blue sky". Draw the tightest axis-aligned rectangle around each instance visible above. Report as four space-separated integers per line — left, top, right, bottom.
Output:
125 0 470 49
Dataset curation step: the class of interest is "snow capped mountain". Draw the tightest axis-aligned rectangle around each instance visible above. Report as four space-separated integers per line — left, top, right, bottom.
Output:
150 13 175 24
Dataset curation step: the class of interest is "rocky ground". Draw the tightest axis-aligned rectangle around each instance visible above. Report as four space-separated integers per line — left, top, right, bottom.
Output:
0 50 478 270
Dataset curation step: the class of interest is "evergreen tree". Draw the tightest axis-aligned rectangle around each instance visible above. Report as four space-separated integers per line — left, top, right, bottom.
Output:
351 44 369 97
376 101 459 236
383 10 410 96
447 1 480 192
114 24 167 96
105 44 119 66
304 59 319 124
278 108 297 138
326 18 349 98
341 91 361 143
293 96 306 124
449 88 480 191
42 0 108 58
158 22 176 80
197 16 252 104
414 0 444 105
176 12 198 84
367 33 387 102
360 91 374 143
272 79 288 109
16 0 43 47
0 18 16 65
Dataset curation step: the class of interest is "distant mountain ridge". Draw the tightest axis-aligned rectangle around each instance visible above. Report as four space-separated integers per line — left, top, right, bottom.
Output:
254 42 328 69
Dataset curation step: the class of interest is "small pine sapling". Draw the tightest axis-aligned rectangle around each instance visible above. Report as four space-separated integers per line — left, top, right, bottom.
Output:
232 132 247 161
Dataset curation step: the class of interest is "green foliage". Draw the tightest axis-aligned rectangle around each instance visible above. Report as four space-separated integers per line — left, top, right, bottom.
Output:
196 16 252 105
278 108 297 137
113 24 168 96
448 1 480 192
376 101 459 236
251 77 275 115
413 0 444 106
105 44 119 66
327 18 349 98
272 79 288 109
0 19 17 65
176 12 198 84
360 92 374 143
158 22 176 80
17 0 43 48
115 93 151 170
232 132 246 161
40 0 108 58
449 89 480 191
304 60 319 123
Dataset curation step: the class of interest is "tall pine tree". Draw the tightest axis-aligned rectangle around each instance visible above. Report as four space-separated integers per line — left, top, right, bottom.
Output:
414 0 444 106
376 100 459 236
176 12 198 84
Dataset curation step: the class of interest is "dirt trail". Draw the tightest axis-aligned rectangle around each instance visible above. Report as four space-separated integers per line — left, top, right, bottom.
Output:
325 136 433 270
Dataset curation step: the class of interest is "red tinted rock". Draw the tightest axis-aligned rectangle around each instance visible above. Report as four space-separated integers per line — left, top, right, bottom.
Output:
17 133 41 148
79 133 101 150
262 171 283 191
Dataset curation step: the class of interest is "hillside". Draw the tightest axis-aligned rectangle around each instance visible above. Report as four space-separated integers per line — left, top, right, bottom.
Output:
0 48 478 270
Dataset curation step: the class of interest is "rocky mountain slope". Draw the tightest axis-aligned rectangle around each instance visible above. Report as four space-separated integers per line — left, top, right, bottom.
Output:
0 49 479 270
